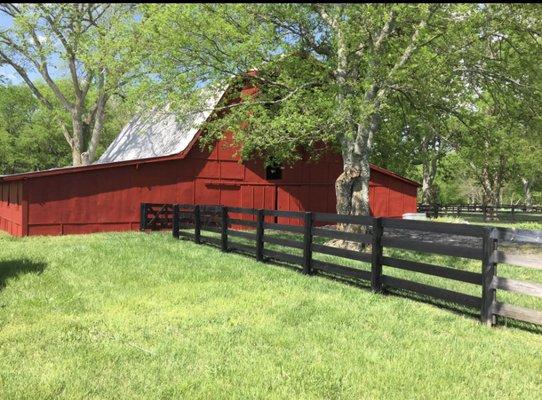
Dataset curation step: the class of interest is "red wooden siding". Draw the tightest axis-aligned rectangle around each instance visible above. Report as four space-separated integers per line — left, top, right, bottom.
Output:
0 181 25 236
1 134 419 236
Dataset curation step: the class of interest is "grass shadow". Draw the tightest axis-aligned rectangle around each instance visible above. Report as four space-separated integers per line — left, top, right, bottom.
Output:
0 259 47 289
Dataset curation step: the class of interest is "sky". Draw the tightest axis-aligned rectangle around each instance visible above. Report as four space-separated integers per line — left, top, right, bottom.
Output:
0 12 19 83
0 12 63 84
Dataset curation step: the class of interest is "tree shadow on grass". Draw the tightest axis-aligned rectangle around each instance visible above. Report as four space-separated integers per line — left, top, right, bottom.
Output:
0 259 47 289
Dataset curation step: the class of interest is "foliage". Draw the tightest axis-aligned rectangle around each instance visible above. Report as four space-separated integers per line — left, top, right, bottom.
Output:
0 3 540 207
0 4 143 166
139 3 541 212
139 4 452 164
0 83 129 174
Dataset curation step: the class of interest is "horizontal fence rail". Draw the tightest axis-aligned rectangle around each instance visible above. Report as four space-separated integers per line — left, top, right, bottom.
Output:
418 204 542 213
141 203 542 329
418 203 542 221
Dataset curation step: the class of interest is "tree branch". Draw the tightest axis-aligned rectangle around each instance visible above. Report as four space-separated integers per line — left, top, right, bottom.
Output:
0 49 53 109
373 10 397 51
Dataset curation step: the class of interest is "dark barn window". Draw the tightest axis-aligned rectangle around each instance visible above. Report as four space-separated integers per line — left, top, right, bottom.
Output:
266 165 282 180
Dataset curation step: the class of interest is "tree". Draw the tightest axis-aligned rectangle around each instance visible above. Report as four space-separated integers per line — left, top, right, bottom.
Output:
370 3 542 211
448 4 542 215
0 83 129 175
140 4 490 222
516 135 542 206
0 4 143 166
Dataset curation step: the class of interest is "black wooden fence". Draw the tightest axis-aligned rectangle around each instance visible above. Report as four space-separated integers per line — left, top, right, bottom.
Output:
418 203 542 220
141 203 542 328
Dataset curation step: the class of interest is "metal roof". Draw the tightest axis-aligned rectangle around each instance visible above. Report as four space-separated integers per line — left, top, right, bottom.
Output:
96 88 227 164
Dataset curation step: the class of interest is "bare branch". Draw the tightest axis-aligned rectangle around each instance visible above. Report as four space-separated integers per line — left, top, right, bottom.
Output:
373 10 397 51
387 15 430 79
36 4 83 98
212 81 317 112
313 4 341 31
0 49 53 109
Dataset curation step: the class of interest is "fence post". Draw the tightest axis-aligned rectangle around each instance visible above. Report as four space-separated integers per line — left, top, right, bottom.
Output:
194 205 201 244
302 212 313 275
256 209 264 262
172 204 180 239
481 227 498 326
371 217 383 292
140 203 147 231
221 206 229 252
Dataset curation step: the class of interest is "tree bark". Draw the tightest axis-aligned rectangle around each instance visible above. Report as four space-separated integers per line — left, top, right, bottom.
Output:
327 13 375 250
480 167 502 221
319 5 428 249
421 154 437 205
424 160 439 205
84 78 107 165
333 114 379 250
521 177 532 207
420 134 442 205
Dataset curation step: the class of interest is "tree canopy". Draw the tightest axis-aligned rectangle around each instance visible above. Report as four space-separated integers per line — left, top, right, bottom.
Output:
0 3 540 211
139 3 541 213
0 3 143 166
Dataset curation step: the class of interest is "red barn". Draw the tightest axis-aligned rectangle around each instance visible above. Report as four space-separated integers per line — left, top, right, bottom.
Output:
0 86 419 237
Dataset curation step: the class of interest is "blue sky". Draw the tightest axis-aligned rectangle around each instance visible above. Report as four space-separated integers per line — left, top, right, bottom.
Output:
0 12 18 82
0 12 63 84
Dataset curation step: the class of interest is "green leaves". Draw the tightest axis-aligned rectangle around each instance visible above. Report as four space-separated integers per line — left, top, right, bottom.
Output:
0 83 129 174
1 4 538 203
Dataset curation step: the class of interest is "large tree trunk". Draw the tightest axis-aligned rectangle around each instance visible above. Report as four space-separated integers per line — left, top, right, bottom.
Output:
421 158 438 205
335 146 369 217
336 116 379 214
421 148 438 206
482 190 499 221
420 134 442 206
69 83 108 166
83 95 107 165
333 20 372 227
333 157 369 250
332 115 378 251
71 147 83 167
83 74 107 165
70 127 86 166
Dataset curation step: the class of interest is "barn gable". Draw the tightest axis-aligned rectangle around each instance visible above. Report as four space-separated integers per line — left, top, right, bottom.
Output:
97 88 227 164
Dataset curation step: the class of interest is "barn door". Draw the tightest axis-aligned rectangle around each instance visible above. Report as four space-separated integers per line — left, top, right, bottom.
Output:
240 185 276 223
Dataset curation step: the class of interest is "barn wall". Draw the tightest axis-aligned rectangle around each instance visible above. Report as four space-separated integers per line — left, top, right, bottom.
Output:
25 158 196 236
8 134 417 236
369 169 418 218
0 181 24 237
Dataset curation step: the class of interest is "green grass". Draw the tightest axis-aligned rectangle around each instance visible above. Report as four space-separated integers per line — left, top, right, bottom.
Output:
1 231 542 399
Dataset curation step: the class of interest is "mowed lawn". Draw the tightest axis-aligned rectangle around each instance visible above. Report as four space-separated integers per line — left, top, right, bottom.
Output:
0 232 541 399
